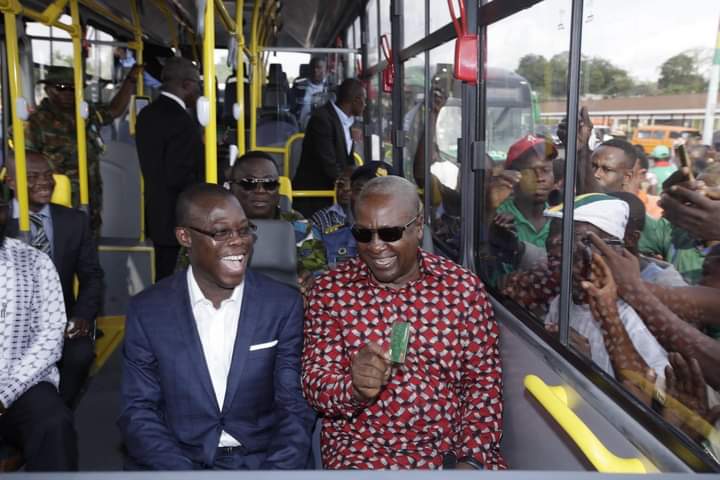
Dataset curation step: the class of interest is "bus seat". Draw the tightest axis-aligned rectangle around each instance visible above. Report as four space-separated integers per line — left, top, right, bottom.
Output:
256 110 299 153
288 133 304 179
51 174 72 207
249 220 298 288
278 176 293 212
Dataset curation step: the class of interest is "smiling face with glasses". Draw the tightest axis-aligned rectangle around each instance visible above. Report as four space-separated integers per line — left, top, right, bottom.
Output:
354 192 424 289
229 156 281 219
175 194 255 301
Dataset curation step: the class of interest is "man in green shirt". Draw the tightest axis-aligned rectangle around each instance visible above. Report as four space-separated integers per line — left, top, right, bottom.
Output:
492 135 557 271
649 145 676 190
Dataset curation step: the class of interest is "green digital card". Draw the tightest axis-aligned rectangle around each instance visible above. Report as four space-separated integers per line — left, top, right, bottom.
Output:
390 322 410 364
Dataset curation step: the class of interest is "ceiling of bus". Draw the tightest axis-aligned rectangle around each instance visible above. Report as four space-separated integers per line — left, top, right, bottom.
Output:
20 1 361 49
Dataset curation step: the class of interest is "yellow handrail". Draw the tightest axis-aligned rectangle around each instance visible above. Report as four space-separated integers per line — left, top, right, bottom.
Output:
524 375 647 473
79 0 135 34
2 1 30 235
69 0 89 210
202 0 217 183
130 0 145 242
215 0 236 33
282 132 305 178
249 0 262 150
293 190 335 199
235 0 246 155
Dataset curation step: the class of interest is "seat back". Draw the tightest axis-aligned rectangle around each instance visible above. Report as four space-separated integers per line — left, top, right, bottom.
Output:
287 133 305 179
249 219 297 288
51 173 72 207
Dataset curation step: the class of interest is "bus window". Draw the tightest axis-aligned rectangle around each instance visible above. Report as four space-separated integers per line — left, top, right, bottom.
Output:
403 0 426 47
402 53 427 184
428 43 461 261
476 0 720 467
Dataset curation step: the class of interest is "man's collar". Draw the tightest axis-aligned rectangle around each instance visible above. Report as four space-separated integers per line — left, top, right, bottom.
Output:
161 91 187 110
331 102 354 129
11 199 50 220
187 266 244 307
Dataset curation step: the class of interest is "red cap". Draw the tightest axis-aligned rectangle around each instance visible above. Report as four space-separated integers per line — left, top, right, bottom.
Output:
505 135 557 168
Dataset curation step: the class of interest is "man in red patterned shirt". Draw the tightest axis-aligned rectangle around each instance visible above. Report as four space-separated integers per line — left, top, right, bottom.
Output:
302 176 506 470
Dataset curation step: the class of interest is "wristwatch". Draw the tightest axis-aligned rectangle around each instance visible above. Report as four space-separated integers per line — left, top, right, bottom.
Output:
458 456 484 470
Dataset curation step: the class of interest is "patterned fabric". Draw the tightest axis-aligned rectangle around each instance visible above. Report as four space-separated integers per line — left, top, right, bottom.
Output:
278 209 327 275
0 237 66 407
30 213 51 255
310 204 357 267
302 250 506 470
310 203 347 235
25 97 114 235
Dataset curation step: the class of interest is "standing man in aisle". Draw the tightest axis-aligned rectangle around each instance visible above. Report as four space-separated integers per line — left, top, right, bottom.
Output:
293 78 366 217
136 57 204 281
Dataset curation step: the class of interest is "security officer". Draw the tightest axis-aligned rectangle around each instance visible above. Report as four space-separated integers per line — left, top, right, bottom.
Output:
25 64 141 235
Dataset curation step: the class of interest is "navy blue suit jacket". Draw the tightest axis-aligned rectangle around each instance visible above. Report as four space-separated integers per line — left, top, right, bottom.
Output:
118 269 314 470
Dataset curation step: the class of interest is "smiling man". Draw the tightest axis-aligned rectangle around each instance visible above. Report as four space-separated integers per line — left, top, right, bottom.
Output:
302 176 505 470
119 183 314 470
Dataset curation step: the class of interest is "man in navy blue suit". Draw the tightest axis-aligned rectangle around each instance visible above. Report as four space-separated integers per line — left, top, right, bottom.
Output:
119 183 314 470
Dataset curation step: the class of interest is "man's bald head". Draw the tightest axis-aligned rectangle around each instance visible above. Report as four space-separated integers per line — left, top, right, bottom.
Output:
175 183 239 227
357 176 422 218
161 57 200 85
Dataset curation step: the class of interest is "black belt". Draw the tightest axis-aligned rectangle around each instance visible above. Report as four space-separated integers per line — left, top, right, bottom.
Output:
216 445 244 457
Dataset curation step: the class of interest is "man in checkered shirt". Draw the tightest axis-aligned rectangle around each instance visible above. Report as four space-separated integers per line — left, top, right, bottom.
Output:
0 184 77 470
302 176 506 469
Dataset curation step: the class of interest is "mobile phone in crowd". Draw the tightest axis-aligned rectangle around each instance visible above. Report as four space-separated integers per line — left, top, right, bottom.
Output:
674 144 694 182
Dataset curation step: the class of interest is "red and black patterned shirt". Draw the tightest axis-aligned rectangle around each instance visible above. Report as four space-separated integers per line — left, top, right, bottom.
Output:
302 249 506 469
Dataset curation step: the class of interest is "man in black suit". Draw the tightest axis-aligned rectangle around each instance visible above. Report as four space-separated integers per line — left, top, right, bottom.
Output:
5 150 104 408
136 57 204 280
293 78 366 217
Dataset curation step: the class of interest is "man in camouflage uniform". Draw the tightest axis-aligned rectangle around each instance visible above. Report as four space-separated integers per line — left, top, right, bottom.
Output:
25 65 141 235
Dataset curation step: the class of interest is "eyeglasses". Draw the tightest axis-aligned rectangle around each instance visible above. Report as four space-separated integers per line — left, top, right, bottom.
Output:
230 178 280 192
52 84 74 91
351 214 420 243
184 223 257 242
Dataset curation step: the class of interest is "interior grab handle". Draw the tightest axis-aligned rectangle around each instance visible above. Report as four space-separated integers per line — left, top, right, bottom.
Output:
524 374 647 473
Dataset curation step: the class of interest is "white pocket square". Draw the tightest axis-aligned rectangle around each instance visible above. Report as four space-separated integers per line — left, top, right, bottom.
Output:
249 340 278 351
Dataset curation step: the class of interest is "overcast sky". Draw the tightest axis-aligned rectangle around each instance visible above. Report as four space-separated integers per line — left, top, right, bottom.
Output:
484 0 720 82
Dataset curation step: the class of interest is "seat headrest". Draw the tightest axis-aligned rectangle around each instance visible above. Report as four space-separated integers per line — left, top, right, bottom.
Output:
249 219 298 288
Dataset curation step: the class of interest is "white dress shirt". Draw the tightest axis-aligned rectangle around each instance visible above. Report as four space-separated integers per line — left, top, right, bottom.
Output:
187 267 244 447
0 237 66 407
331 101 355 155
545 296 669 381
160 90 187 111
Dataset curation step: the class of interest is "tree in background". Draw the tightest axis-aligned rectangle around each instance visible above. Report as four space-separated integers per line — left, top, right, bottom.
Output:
657 53 707 94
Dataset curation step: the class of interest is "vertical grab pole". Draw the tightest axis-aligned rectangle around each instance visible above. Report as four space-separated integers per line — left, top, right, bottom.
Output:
202 0 217 183
69 0 89 212
249 0 261 150
236 0 246 155
130 0 145 241
2 3 30 239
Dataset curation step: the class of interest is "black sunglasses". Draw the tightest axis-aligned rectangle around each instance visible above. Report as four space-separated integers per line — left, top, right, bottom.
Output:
184 223 257 242
351 214 420 243
230 178 280 192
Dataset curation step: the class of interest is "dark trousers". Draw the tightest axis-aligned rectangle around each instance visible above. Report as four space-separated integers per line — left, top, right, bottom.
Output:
0 382 78 471
154 245 180 281
58 336 95 408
